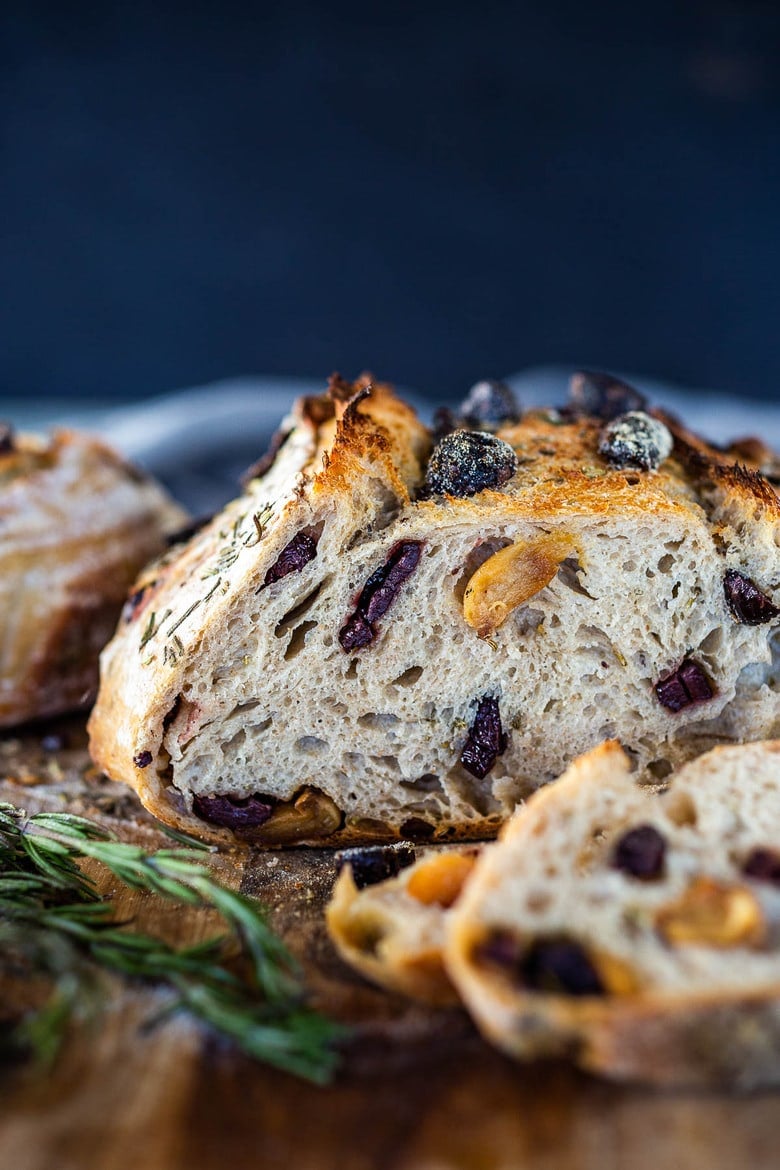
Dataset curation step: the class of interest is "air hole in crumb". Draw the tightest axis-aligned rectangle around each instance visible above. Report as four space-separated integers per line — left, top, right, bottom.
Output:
370 755 401 772
345 659 359 680
658 554 675 574
392 665 423 687
557 557 595 599
274 580 327 637
284 619 318 660
295 736 329 754
358 712 401 730
515 607 545 635
400 773 444 795
698 628 724 658
647 759 673 781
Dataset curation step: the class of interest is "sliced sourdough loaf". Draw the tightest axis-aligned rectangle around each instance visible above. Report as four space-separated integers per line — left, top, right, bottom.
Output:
446 739 780 1088
88 371 780 846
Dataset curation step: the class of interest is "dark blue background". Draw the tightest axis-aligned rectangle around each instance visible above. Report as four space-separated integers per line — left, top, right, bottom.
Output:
2 1 780 402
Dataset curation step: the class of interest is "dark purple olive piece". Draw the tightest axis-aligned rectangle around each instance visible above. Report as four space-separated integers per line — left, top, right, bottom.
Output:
0 423 15 454
611 824 666 880
742 847 780 885
339 541 422 651
569 371 647 420
521 938 605 996
263 532 318 586
460 695 507 780
339 614 374 651
598 412 673 472
133 750 153 769
458 380 520 428
192 792 275 830
426 431 518 498
724 570 780 626
336 843 417 889
655 659 714 712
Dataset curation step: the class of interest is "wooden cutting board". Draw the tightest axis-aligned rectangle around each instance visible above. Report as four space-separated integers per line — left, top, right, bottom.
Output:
1 719 779 1170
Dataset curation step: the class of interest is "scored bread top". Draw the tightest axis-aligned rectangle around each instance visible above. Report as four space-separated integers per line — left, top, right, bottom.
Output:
88 372 780 846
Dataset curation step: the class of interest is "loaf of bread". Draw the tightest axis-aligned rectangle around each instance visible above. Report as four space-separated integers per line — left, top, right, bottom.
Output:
0 426 184 727
446 739 780 1088
88 371 780 846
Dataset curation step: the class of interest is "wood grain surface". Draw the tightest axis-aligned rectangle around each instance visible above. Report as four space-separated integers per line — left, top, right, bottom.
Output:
1 719 779 1170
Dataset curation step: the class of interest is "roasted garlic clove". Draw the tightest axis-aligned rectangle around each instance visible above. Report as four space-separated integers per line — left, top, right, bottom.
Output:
258 786 343 843
655 877 765 948
463 534 576 638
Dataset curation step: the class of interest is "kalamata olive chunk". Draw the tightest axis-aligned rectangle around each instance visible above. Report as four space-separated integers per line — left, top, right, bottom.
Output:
339 541 422 651
426 431 518 498
336 843 417 889
478 932 605 996
598 412 673 472
133 750 153 769
569 370 647 419
192 792 275 830
724 570 780 626
263 532 318 586
611 824 666 880
521 938 605 995
460 695 507 779
655 659 714 712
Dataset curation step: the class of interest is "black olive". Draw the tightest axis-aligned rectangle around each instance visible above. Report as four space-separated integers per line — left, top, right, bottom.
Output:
336 843 417 889
426 431 518 498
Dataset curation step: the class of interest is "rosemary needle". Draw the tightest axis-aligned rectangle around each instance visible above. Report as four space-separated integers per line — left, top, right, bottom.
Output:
0 803 342 1083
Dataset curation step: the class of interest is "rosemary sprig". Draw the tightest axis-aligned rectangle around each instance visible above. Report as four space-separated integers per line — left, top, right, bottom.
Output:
0 804 342 1083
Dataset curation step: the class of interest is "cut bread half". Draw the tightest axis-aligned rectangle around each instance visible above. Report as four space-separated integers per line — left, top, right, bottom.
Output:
88 371 780 846
446 740 780 1088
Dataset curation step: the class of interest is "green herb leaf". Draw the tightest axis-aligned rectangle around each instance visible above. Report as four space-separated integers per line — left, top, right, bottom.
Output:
0 803 343 1082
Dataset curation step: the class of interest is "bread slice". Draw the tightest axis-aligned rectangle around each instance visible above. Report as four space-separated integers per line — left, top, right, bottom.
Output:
446 740 780 1088
0 427 184 727
88 371 780 846
327 844 478 1004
